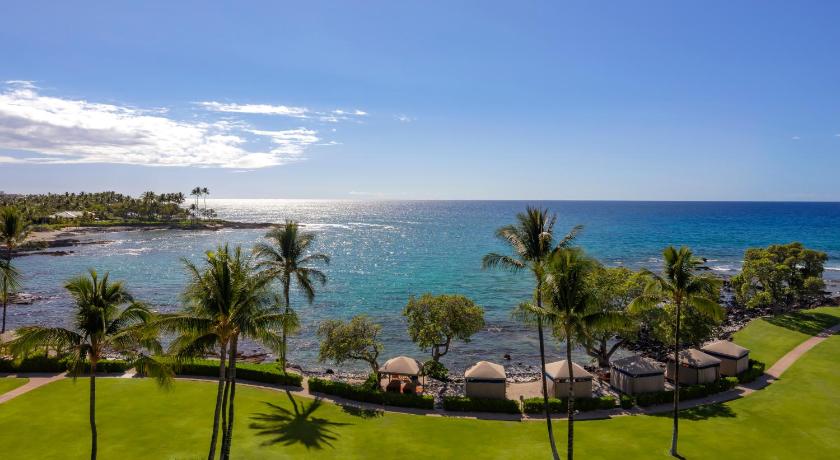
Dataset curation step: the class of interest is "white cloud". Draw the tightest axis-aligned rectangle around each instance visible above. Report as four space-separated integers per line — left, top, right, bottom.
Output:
791 136 801 140
0 84 322 168
395 114 415 123
198 101 310 118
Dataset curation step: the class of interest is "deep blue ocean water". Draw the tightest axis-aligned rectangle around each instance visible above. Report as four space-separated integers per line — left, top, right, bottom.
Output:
10 200 840 373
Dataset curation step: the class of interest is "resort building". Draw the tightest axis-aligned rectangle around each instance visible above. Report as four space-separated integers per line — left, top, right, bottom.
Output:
545 359 593 399
666 349 721 385
464 361 507 400
610 356 665 395
701 340 750 376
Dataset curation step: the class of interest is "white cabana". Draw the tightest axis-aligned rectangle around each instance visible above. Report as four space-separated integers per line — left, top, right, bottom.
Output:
379 356 422 376
701 340 750 376
610 355 665 395
667 349 721 385
545 360 593 399
464 361 507 400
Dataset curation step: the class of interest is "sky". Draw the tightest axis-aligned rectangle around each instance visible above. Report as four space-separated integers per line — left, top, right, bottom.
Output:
1 1 839 200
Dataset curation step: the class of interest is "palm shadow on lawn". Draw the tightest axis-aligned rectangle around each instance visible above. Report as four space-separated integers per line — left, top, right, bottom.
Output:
651 403 736 421
249 391 351 449
765 311 839 336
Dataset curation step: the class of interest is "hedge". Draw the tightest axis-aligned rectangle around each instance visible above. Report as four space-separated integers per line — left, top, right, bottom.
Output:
174 360 303 387
0 356 129 374
308 377 434 410
442 396 521 414
635 377 739 407
737 360 766 384
522 396 616 414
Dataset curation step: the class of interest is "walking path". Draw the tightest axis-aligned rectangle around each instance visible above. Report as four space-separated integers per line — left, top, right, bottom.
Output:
2 323 838 421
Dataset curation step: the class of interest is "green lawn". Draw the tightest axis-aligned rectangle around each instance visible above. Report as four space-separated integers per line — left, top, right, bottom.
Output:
0 377 28 395
732 306 840 364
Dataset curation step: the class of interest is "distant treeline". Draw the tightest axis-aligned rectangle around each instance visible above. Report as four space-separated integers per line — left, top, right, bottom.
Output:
0 191 196 223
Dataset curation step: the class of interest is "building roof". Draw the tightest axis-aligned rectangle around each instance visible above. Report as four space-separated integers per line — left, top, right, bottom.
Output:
545 359 593 381
670 349 722 369
49 211 85 219
701 340 750 359
611 355 664 377
465 361 506 380
379 356 422 376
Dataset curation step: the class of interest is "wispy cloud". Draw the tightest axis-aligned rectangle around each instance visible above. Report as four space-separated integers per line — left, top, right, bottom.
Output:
791 136 801 140
199 100 368 124
395 114 415 123
0 82 334 169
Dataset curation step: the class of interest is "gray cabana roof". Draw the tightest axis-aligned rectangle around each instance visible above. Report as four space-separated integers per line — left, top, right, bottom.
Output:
701 340 749 359
611 355 664 377
465 361 506 381
670 349 721 369
545 360 593 381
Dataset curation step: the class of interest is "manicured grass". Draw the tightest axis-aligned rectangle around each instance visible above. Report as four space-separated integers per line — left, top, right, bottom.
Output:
732 306 840 364
2 336 840 459
0 377 28 395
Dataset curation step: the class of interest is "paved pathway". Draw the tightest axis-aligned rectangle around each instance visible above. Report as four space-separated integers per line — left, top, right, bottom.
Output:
0 373 66 404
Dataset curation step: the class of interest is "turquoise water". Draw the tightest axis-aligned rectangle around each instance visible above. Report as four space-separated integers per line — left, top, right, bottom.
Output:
11 200 840 373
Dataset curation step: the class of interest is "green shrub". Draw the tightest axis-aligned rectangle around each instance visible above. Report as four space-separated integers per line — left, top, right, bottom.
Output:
522 396 615 414
737 360 766 384
636 378 740 406
80 360 130 373
635 390 673 407
174 360 302 387
0 355 66 373
308 377 434 409
619 394 634 409
422 360 449 381
522 397 566 414
442 396 520 414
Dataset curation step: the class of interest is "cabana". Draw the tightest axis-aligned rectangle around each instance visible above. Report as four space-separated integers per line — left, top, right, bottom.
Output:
610 355 665 395
667 349 721 385
379 356 424 394
545 360 593 399
464 361 507 400
701 340 750 376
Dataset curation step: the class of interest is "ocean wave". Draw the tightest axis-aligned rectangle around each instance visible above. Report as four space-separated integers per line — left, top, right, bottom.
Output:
710 265 736 272
826 266 840 272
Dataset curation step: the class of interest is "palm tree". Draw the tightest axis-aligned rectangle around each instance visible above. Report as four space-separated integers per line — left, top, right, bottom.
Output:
9 270 170 460
629 246 723 458
524 249 621 460
201 187 209 217
160 244 284 460
1 206 31 261
0 260 21 333
254 221 330 371
482 206 581 460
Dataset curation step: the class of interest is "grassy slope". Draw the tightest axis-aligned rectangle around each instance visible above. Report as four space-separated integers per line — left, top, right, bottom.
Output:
732 306 840 364
0 377 28 395
1 308 838 459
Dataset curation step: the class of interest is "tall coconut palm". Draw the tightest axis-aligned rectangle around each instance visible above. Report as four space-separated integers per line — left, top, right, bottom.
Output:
9 270 170 460
254 221 329 371
482 206 581 460
0 260 21 333
1 206 31 261
201 187 209 217
629 246 722 458
161 244 284 460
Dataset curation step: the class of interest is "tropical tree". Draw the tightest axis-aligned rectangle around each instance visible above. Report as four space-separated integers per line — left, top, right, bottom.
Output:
254 220 330 371
403 293 484 379
9 270 170 460
629 246 723 458
317 315 383 388
0 260 21 333
1 206 31 261
201 187 209 216
160 244 283 460
482 206 580 460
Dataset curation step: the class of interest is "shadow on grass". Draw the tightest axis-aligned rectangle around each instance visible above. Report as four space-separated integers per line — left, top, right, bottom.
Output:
651 403 736 421
765 311 839 336
341 404 384 419
249 391 350 450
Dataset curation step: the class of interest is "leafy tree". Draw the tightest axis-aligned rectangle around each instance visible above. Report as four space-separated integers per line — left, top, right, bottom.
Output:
0 260 21 334
317 315 383 388
255 220 330 371
1 206 31 261
160 244 282 460
482 206 580 460
403 293 485 364
731 242 828 313
9 270 171 460
576 266 647 368
630 246 723 458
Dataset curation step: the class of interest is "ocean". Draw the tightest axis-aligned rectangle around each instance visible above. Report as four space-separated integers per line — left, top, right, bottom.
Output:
10 200 840 373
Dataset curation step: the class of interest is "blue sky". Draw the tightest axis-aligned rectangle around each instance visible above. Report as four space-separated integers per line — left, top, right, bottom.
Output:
1 1 839 200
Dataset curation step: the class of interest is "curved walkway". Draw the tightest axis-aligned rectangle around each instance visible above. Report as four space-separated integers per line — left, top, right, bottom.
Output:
2 323 838 420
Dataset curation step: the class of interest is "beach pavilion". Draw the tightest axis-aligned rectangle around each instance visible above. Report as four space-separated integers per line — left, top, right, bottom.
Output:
666 349 721 385
610 355 665 395
464 361 507 399
701 340 750 376
545 359 593 398
379 356 424 394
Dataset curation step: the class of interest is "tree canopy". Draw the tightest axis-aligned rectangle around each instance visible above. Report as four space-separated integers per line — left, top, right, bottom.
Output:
317 315 383 385
403 293 485 363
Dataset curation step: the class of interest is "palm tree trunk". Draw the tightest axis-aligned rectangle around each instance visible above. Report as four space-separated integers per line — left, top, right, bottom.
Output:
207 343 227 460
281 280 290 371
2 286 7 334
566 333 575 460
89 361 98 460
221 337 239 460
537 285 561 460
671 300 682 457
